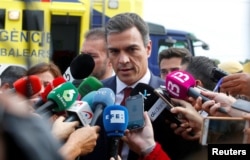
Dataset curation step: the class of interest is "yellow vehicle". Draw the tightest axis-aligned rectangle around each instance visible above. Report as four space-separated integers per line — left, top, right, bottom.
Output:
1 0 207 76
0 0 143 72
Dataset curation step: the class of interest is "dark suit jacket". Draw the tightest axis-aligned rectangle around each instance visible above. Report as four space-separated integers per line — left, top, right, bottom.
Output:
82 74 202 160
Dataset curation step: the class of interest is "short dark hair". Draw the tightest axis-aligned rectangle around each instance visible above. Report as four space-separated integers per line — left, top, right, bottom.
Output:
0 66 27 88
185 56 217 90
85 27 106 41
84 27 108 56
158 48 192 65
105 12 150 47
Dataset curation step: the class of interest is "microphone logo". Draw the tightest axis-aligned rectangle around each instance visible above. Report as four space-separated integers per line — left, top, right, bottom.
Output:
170 71 190 83
166 71 195 99
82 111 93 119
105 110 126 123
139 89 151 100
63 89 77 101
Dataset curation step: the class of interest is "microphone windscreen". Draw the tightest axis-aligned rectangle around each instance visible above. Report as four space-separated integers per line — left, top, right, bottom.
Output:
81 91 97 109
41 76 66 102
165 70 196 99
78 76 103 98
70 54 95 79
13 75 42 97
103 105 128 137
130 83 158 111
92 88 115 110
47 82 78 112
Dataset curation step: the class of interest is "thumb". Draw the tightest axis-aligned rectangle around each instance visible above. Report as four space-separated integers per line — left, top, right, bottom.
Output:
57 116 66 122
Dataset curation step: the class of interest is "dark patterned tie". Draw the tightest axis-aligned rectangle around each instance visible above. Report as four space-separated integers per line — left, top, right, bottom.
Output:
121 87 132 106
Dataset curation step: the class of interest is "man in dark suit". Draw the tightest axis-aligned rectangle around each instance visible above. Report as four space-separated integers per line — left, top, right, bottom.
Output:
82 12 201 160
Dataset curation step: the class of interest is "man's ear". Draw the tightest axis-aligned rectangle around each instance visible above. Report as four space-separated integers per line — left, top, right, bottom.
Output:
195 80 203 87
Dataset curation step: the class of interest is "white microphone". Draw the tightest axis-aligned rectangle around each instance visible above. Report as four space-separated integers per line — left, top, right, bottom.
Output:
64 100 93 126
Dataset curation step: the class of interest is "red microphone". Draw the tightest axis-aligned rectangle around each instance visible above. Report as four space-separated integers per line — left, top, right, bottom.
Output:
13 75 42 97
40 76 66 102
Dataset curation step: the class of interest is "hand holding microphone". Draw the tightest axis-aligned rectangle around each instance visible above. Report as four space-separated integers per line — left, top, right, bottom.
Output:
52 116 80 141
60 125 101 159
165 70 227 114
122 111 156 156
170 98 203 141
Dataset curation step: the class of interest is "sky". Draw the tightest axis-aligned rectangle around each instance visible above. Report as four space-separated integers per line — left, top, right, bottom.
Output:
143 0 250 63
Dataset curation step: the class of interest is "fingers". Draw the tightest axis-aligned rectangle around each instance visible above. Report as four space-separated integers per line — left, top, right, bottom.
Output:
144 111 152 127
171 106 187 115
171 98 186 107
57 116 66 121
200 90 217 99
93 125 101 132
202 100 215 113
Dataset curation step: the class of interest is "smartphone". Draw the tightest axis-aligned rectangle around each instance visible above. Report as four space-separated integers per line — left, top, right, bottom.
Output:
154 88 174 110
154 88 182 125
200 116 249 145
125 94 145 130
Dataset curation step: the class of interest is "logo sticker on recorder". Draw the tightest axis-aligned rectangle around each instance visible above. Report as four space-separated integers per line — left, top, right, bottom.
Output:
166 71 196 99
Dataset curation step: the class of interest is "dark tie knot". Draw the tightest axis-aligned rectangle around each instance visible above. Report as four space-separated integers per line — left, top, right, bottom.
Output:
121 87 132 106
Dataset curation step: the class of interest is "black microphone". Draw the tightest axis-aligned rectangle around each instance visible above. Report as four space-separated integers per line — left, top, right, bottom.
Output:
63 54 95 82
131 83 181 125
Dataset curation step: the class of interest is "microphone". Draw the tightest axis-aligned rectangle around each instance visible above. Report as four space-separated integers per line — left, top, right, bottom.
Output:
131 83 181 125
81 91 97 108
165 70 227 113
13 75 42 97
34 77 66 107
35 82 78 114
77 76 103 99
64 91 96 125
63 54 95 82
103 105 128 159
90 88 115 126
64 100 93 126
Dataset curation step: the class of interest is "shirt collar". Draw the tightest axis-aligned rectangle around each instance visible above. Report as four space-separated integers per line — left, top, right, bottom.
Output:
116 69 151 94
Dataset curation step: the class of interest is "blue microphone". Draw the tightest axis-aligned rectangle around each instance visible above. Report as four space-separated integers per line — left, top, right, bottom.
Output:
90 88 115 126
103 105 128 159
81 91 97 108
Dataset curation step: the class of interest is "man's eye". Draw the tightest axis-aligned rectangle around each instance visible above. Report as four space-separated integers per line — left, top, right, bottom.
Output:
128 47 137 52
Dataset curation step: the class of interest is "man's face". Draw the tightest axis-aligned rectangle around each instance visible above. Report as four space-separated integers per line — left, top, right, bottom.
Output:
107 27 151 85
160 57 182 80
81 39 109 80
